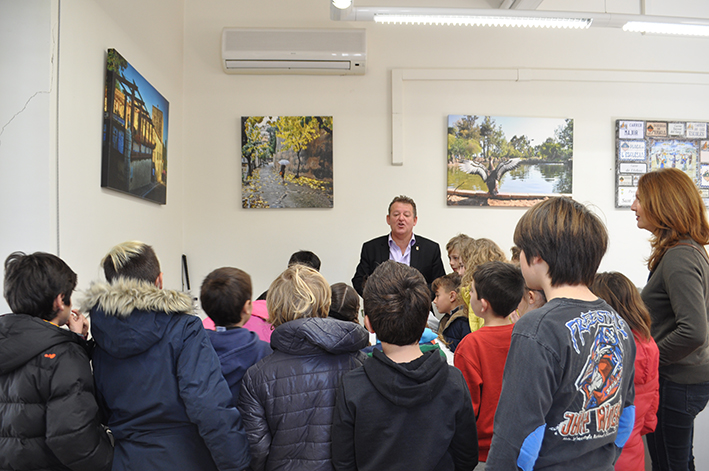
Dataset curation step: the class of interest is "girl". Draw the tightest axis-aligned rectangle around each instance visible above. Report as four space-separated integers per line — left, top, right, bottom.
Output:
590 272 659 471
238 265 369 471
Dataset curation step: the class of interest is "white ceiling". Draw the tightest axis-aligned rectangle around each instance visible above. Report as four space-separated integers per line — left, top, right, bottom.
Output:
357 0 709 18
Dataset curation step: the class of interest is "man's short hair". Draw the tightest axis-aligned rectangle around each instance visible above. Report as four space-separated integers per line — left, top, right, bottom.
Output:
363 261 430 346
267 264 331 328
513 197 608 287
288 250 321 271
200 267 252 327
472 261 525 318
432 273 461 294
388 195 417 218
102 241 161 283
4 251 77 321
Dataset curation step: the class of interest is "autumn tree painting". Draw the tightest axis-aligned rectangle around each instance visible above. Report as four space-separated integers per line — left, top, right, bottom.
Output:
241 116 333 209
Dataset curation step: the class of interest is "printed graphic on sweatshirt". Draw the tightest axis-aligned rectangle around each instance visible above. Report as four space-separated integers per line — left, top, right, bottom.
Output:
552 309 630 441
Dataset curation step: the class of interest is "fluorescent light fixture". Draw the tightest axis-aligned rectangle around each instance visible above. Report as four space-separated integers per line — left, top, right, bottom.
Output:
331 2 709 38
623 21 709 37
374 14 592 29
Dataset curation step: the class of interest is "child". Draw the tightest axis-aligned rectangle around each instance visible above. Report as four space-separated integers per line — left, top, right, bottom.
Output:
332 260 478 471
200 267 272 402
81 241 250 471
238 265 369 471
508 284 547 323
454 261 525 464
460 238 508 332
591 272 659 471
0 252 113 471
329 282 360 323
446 233 475 275
486 197 636 470
433 272 470 352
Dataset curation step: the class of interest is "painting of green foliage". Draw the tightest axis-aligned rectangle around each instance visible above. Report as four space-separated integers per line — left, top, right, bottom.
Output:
242 116 333 209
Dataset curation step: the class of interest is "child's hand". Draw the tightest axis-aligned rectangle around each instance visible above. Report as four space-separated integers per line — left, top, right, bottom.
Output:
68 309 89 338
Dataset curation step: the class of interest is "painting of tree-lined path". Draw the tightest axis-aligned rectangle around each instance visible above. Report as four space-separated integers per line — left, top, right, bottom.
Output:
242 116 333 209
447 115 573 207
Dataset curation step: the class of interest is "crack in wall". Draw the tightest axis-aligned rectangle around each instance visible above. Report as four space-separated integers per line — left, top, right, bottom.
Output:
0 18 57 149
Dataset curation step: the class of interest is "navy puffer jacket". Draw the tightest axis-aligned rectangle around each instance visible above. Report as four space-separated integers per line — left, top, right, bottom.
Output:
238 317 368 471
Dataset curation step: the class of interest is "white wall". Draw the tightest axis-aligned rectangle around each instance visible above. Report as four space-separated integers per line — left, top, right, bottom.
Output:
55 0 186 290
182 0 709 292
0 0 58 313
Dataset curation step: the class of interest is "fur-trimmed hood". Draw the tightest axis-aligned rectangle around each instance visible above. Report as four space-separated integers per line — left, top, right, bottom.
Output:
79 278 193 318
81 278 195 359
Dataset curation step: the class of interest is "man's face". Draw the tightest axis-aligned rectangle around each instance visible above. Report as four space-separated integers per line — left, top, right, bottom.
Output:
386 202 417 240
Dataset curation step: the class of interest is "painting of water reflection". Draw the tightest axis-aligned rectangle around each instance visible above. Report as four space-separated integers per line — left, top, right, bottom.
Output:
447 115 573 207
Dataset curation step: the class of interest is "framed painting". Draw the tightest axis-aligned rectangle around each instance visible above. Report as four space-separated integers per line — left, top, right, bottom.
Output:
447 115 573 207
242 116 333 209
102 49 169 204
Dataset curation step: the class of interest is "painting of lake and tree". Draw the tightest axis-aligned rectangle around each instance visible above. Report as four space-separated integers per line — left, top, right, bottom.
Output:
447 115 573 207
242 116 333 209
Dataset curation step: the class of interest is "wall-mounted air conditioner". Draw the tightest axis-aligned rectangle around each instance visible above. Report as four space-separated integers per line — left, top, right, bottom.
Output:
221 28 366 75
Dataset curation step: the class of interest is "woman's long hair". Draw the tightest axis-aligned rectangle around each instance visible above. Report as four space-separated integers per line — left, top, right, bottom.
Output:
636 168 709 271
590 272 652 340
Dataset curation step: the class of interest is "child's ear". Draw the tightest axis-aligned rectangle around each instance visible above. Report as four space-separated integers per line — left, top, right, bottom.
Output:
243 299 253 316
448 290 457 303
52 294 64 313
479 298 490 314
363 315 375 334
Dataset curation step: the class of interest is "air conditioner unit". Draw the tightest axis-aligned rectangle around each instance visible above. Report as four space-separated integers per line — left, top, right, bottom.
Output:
222 28 366 75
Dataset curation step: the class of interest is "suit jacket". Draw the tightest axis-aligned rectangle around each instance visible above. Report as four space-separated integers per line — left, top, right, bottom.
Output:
352 234 446 296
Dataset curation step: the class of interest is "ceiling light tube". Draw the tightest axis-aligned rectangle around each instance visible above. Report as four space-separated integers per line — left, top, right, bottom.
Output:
374 14 592 29
623 21 709 37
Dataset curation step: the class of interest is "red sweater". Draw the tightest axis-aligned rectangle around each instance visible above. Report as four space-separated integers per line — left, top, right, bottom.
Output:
454 323 514 461
615 333 659 471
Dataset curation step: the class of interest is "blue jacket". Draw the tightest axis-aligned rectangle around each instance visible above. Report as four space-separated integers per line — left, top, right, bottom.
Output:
82 278 250 471
207 327 272 403
238 317 369 471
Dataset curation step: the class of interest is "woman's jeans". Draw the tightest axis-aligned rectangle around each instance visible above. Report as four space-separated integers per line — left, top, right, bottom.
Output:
647 377 709 471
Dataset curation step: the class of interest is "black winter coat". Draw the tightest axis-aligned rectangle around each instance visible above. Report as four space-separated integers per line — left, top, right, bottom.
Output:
0 313 113 471
238 317 369 471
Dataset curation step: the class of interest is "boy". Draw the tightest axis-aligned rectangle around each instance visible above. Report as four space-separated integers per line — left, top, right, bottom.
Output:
0 252 113 471
486 197 636 471
80 241 250 471
200 267 272 402
332 260 478 471
433 272 470 352
454 261 525 463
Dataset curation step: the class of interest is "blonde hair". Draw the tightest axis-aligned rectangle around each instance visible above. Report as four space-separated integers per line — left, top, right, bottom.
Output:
446 234 474 254
102 240 160 283
267 264 331 328
460 238 507 288
637 168 709 271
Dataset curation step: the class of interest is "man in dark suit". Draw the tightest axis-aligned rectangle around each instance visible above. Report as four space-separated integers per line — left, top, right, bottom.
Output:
352 195 446 297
